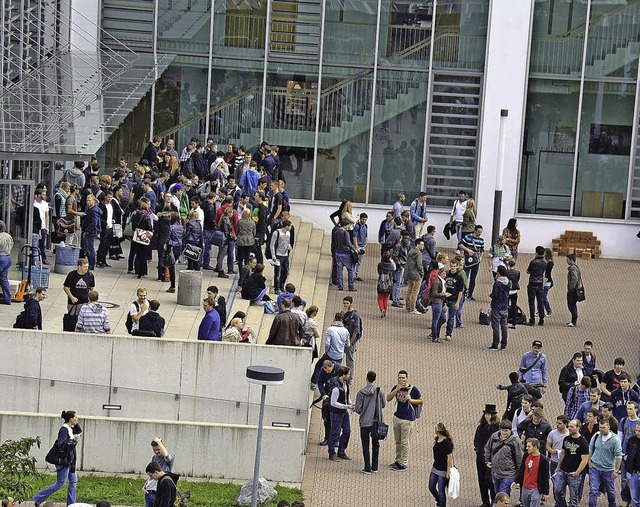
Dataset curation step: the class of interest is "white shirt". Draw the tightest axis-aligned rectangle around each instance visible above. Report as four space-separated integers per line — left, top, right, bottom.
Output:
130 300 149 331
105 201 113 229
451 199 467 222
34 200 49 229
194 206 204 229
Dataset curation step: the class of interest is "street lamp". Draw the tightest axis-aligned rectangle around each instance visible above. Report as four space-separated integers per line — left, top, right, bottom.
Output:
246 365 285 507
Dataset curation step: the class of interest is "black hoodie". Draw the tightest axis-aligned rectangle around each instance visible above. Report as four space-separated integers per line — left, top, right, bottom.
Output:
155 472 179 507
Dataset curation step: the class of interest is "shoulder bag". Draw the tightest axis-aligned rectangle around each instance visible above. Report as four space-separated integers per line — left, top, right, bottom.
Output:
519 353 542 381
447 463 460 499
183 243 202 262
407 385 422 419
575 270 586 302
372 387 388 440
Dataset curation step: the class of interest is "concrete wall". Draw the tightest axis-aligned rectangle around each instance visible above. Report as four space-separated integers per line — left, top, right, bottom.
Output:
0 411 306 483
0 329 312 429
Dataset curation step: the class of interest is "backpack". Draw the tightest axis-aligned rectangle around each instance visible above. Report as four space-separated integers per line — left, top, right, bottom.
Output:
125 301 140 334
13 310 29 329
377 272 392 294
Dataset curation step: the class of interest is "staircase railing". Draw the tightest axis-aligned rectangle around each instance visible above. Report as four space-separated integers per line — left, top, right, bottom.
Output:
530 0 640 74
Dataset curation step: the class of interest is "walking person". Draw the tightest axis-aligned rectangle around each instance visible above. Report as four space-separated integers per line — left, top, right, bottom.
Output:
409 192 428 238
81 194 102 270
565 253 582 327
33 410 82 506
429 423 454 507
505 258 520 329
0 220 14 304
541 248 554 316
474 404 500 507
486 265 511 351
449 190 468 245
430 264 450 343
552 418 589 507
387 370 423 471
376 250 395 318
484 419 523 494
354 370 386 474
511 438 550 507
270 220 293 292
236 208 256 272
587 417 622 507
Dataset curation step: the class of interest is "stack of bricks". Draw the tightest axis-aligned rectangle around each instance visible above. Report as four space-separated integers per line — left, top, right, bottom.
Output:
551 231 601 260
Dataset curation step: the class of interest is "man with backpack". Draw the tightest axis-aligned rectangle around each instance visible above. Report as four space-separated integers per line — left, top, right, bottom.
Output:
409 192 428 238
355 370 386 474
386 370 423 471
145 462 178 507
403 238 424 314
143 438 174 507
484 418 523 494
14 287 46 330
127 287 149 334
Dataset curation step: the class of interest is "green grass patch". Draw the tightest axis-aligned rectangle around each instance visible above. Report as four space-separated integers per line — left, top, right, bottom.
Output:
27 473 303 507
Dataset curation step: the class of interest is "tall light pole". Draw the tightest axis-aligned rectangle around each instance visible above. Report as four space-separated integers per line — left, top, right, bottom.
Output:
492 109 509 244
246 365 285 507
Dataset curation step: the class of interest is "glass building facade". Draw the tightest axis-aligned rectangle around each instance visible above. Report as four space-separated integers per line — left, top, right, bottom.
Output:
99 0 491 206
519 0 640 220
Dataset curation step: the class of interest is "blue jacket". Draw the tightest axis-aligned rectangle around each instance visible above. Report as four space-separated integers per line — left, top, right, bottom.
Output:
198 309 220 341
83 205 102 237
519 351 548 387
490 276 511 312
409 198 427 225
24 296 42 330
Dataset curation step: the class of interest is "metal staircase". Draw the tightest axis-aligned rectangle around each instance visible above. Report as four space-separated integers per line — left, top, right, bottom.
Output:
269 0 321 61
425 73 481 208
0 0 173 154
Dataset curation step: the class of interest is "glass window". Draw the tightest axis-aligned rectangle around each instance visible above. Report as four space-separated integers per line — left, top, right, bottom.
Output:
378 0 432 68
324 0 378 65
583 1 640 79
529 0 587 76
432 0 489 72
369 69 428 205
315 66 372 203
518 77 580 216
574 80 636 218
157 0 212 54
212 0 267 57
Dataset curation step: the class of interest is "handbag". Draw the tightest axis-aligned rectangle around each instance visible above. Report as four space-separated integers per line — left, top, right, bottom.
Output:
163 247 176 267
211 230 225 247
57 216 76 233
63 304 79 332
447 464 460 499
349 249 359 264
123 215 134 238
575 271 586 302
264 300 276 314
443 222 451 240
183 243 202 262
373 387 389 440
133 228 153 245
45 440 60 465
112 223 123 239
479 310 490 325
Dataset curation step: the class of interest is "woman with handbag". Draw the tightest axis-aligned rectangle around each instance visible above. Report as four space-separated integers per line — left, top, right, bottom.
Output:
33 410 82 506
61 185 85 245
108 186 125 261
215 207 234 278
184 210 203 271
354 370 386 474
130 199 154 279
165 212 182 293
429 422 454 507
156 193 178 281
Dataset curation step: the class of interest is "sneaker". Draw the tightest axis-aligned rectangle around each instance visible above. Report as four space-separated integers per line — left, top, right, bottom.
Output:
388 462 400 469
467 296 476 301
445 335 452 341
361 468 372 475
527 321 535 326
499 346 507 351
432 338 444 344
42 260 50 265
202 266 214 270
318 439 328 446
217 272 229 278
485 346 499 351
547 311 552 316
227 269 237 274
371 469 379 473
391 302 402 308
391 463 407 471
538 320 544 326
455 324 464 328
410 310 422 315
338 454 352 460
355 276 363 281
329 456 340 462
565 322 575 327
166 287 176 293
508 325 516 329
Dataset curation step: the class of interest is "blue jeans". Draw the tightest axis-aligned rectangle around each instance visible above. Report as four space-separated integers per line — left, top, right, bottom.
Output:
431 303 446 339
273 254 290 291
33 466 77 506
527 284 545 322
542 285 552 313
328 411 351 458
336 254 354 290
360 426 379 472
492 476 514 495
445 301 457 336
38 229 48 261
392 269 403 303
455 294 465 326
0 255 12 303
629 471 640 507
464 263 479 298
428 471 447 507
145 491 157 507
589 467 616 507
553 469 585 507
82 234 96 269
202 229 214 268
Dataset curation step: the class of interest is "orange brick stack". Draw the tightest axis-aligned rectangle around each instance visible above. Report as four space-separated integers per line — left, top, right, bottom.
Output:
551 231 601 259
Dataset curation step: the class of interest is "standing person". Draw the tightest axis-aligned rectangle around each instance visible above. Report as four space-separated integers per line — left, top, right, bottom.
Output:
128 287 149 334
519 341 548 395
130 200 153 279
143 438 174 507
429 423 454 507
33 410 82 506
316 361 337 446
341 296 362 379
487 265 511 351
184 210 203 271
553 418 590 507
409 192 428 238
96 190 115 268
377 210 394 243
458 224 484 300
75 290 110 334
390 232 410 308
474 404 500 507
165 212 182 293
376 250 395 318
354 370 386 474
310 313 349 387
558 353 585 402
198 295 220 341
393 193 405 218
582 341 597 380
387 370 423 471
0 221 14 305
33 188 50 264
512 438 550 507
334 220 358 292
565 377 593 420
624 423 640 507
505 258 520 329
449 190 468 245
82 194 102 270
443 258 464 341
236 208 256 272
610 373 640 421
461 198 477 237
430 264 450 343
503 218 521 259
328 366 354 461
541 248 554 316
618 401 640 505
145 462 178 507
546 415 570 475
138 300 166 337
601 358 628 402
526 246 547 326
484 419 523 494
565 253 582 328
588 417 622 507
63 258 95 319
270 220 293 293
404 238 424 314
352 213 368 281
23 287 46 329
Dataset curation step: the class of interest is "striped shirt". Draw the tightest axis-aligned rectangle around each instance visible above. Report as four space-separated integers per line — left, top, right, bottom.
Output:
76 303 111 334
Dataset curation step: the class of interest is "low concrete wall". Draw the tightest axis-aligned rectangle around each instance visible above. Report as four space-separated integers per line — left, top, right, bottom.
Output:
0 328 312 429
0 411 306 483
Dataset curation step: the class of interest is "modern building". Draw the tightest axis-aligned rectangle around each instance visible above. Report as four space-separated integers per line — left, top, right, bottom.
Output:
1 0 640 257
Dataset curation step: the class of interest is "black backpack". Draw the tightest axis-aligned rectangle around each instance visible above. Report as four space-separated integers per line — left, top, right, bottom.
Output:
125 301 140 334
13 310 28 329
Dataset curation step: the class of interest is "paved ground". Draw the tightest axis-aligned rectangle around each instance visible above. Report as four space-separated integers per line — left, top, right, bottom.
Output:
302 245 640 506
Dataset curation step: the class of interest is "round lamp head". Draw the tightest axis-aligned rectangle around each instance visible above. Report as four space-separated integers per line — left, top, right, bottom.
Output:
246 365 285 386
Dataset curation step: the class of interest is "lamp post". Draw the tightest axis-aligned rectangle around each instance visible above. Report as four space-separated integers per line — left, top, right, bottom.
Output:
492 109 509 244
246 365 285 507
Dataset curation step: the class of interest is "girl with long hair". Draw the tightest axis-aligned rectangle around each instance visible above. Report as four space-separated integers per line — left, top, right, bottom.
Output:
376 250 395 317
429 422 454 507
502 218 521 259
473 406 500 507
